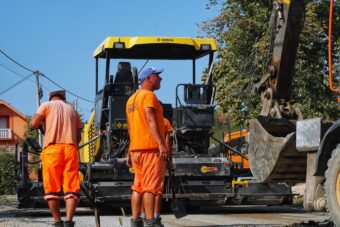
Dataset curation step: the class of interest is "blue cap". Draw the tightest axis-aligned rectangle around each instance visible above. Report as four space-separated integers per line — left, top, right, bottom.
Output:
138 67 164 82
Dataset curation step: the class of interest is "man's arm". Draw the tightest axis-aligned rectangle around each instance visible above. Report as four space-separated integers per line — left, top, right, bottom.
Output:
126 121 132 166
30 114 44 129
77 128 82 145
144 107 169 159
75 113 83 145
165 132 172 154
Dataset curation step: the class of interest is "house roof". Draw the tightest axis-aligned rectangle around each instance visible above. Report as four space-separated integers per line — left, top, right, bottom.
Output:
0 99 27 120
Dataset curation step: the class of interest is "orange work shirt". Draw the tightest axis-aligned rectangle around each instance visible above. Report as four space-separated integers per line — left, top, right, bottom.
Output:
126 89 165 151
164 118 173 133
36 100 82 149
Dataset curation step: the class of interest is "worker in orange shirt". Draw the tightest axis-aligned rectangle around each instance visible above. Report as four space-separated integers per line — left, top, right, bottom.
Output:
30 90 82 227
126 67 169 227
140 117 173 226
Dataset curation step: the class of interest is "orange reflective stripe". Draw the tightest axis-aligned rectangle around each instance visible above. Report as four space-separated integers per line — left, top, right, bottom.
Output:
44 194 60 200
64 193 79 201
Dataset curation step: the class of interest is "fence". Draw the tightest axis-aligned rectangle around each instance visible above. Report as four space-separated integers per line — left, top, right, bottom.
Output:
0 129 11 139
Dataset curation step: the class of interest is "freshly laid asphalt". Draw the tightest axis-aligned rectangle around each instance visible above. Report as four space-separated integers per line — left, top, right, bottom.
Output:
0 195 331 227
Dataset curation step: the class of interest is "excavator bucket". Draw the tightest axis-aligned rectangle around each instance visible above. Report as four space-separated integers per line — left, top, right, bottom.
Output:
248 117 307 183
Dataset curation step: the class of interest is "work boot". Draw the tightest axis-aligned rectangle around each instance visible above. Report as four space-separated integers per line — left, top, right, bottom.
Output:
144 219 155 227
131 218 144 227
53 220 64 227
140 213 146 224
154 217 164 227
142 217 146 226
64 220 75 227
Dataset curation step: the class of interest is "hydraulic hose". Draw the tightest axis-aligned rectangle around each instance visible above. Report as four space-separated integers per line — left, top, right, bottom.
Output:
328 0 338 93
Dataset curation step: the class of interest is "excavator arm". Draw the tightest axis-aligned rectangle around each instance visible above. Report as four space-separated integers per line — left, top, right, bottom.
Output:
249 0 338 184
248 0 307 183
255 0 305 119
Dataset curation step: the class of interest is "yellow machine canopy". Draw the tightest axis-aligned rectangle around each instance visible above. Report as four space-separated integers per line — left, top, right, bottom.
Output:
93 36 217 60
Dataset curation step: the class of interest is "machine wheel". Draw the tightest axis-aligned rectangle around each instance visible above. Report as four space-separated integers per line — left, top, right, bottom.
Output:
325 144 340 226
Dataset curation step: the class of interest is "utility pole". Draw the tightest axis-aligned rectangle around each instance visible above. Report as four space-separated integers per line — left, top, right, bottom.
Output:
74 99 78 112
34 71 43 146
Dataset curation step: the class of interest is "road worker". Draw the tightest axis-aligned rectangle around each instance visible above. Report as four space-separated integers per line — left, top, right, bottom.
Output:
30 90 82 227
126 67 169 227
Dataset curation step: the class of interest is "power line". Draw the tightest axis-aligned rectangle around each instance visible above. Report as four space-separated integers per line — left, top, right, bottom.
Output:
40 73 94 103
0 49 34 73
0 49 93 103
0 73 34 96
138 60 149 74
0 62 33 80
0 62 50 92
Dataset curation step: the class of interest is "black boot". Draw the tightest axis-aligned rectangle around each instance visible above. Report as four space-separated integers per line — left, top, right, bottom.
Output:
53 220 64 227
131 218 144 227
154 217 164 227
144 219 155 227
64 220 75 227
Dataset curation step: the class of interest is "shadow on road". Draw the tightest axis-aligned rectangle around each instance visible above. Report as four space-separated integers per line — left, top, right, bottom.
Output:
0 204 308 218
201 204 307 214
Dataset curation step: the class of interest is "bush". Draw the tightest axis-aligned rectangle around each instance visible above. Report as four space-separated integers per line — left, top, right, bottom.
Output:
0 153 15 195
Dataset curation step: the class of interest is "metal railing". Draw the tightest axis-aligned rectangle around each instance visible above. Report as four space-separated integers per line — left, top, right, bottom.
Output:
0 128 12 139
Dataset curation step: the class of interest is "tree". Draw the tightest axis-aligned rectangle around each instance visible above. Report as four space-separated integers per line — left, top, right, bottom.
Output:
21 116 38 143
0 153 15 195
201 0 340 128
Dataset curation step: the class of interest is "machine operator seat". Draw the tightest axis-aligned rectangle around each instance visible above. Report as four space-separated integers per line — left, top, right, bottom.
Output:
174 83 214 130
183 84 209 105
113 62 134 96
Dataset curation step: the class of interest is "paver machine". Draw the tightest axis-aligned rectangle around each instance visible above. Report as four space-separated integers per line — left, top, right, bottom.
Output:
79 36 293 225
79 37 233 218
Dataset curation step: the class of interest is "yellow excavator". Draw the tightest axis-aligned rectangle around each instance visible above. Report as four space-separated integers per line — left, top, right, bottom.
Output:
248 0 340 225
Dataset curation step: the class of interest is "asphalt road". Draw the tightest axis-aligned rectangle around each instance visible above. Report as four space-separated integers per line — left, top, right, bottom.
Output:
0 196 332 227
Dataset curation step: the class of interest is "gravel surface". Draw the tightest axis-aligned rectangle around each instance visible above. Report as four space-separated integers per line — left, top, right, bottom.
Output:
0 195 331 227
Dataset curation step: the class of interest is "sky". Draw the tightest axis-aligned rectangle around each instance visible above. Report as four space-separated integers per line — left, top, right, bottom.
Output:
0 0 221 121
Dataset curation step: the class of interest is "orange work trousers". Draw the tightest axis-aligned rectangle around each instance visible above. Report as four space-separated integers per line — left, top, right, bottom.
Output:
130 149 165 195
40 144 80 201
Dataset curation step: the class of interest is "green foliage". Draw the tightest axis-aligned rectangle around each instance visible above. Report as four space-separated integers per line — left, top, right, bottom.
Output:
212 108 244 138
201 0 340 127
0 146 7 153
0 153 15 195
212 109 229 142
211 108 246 148
21 116 38 145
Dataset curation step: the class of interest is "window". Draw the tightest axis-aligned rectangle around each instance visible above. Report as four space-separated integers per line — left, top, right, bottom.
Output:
0 117 11 139
0 117 8 128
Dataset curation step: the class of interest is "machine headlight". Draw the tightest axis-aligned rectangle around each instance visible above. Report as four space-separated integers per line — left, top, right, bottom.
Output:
114 42 125 49
200 44 211 51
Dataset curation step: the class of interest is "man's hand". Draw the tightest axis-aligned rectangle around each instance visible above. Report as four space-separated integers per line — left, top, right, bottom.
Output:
30 114 44 129
127 151 132 167
159 142 169 160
